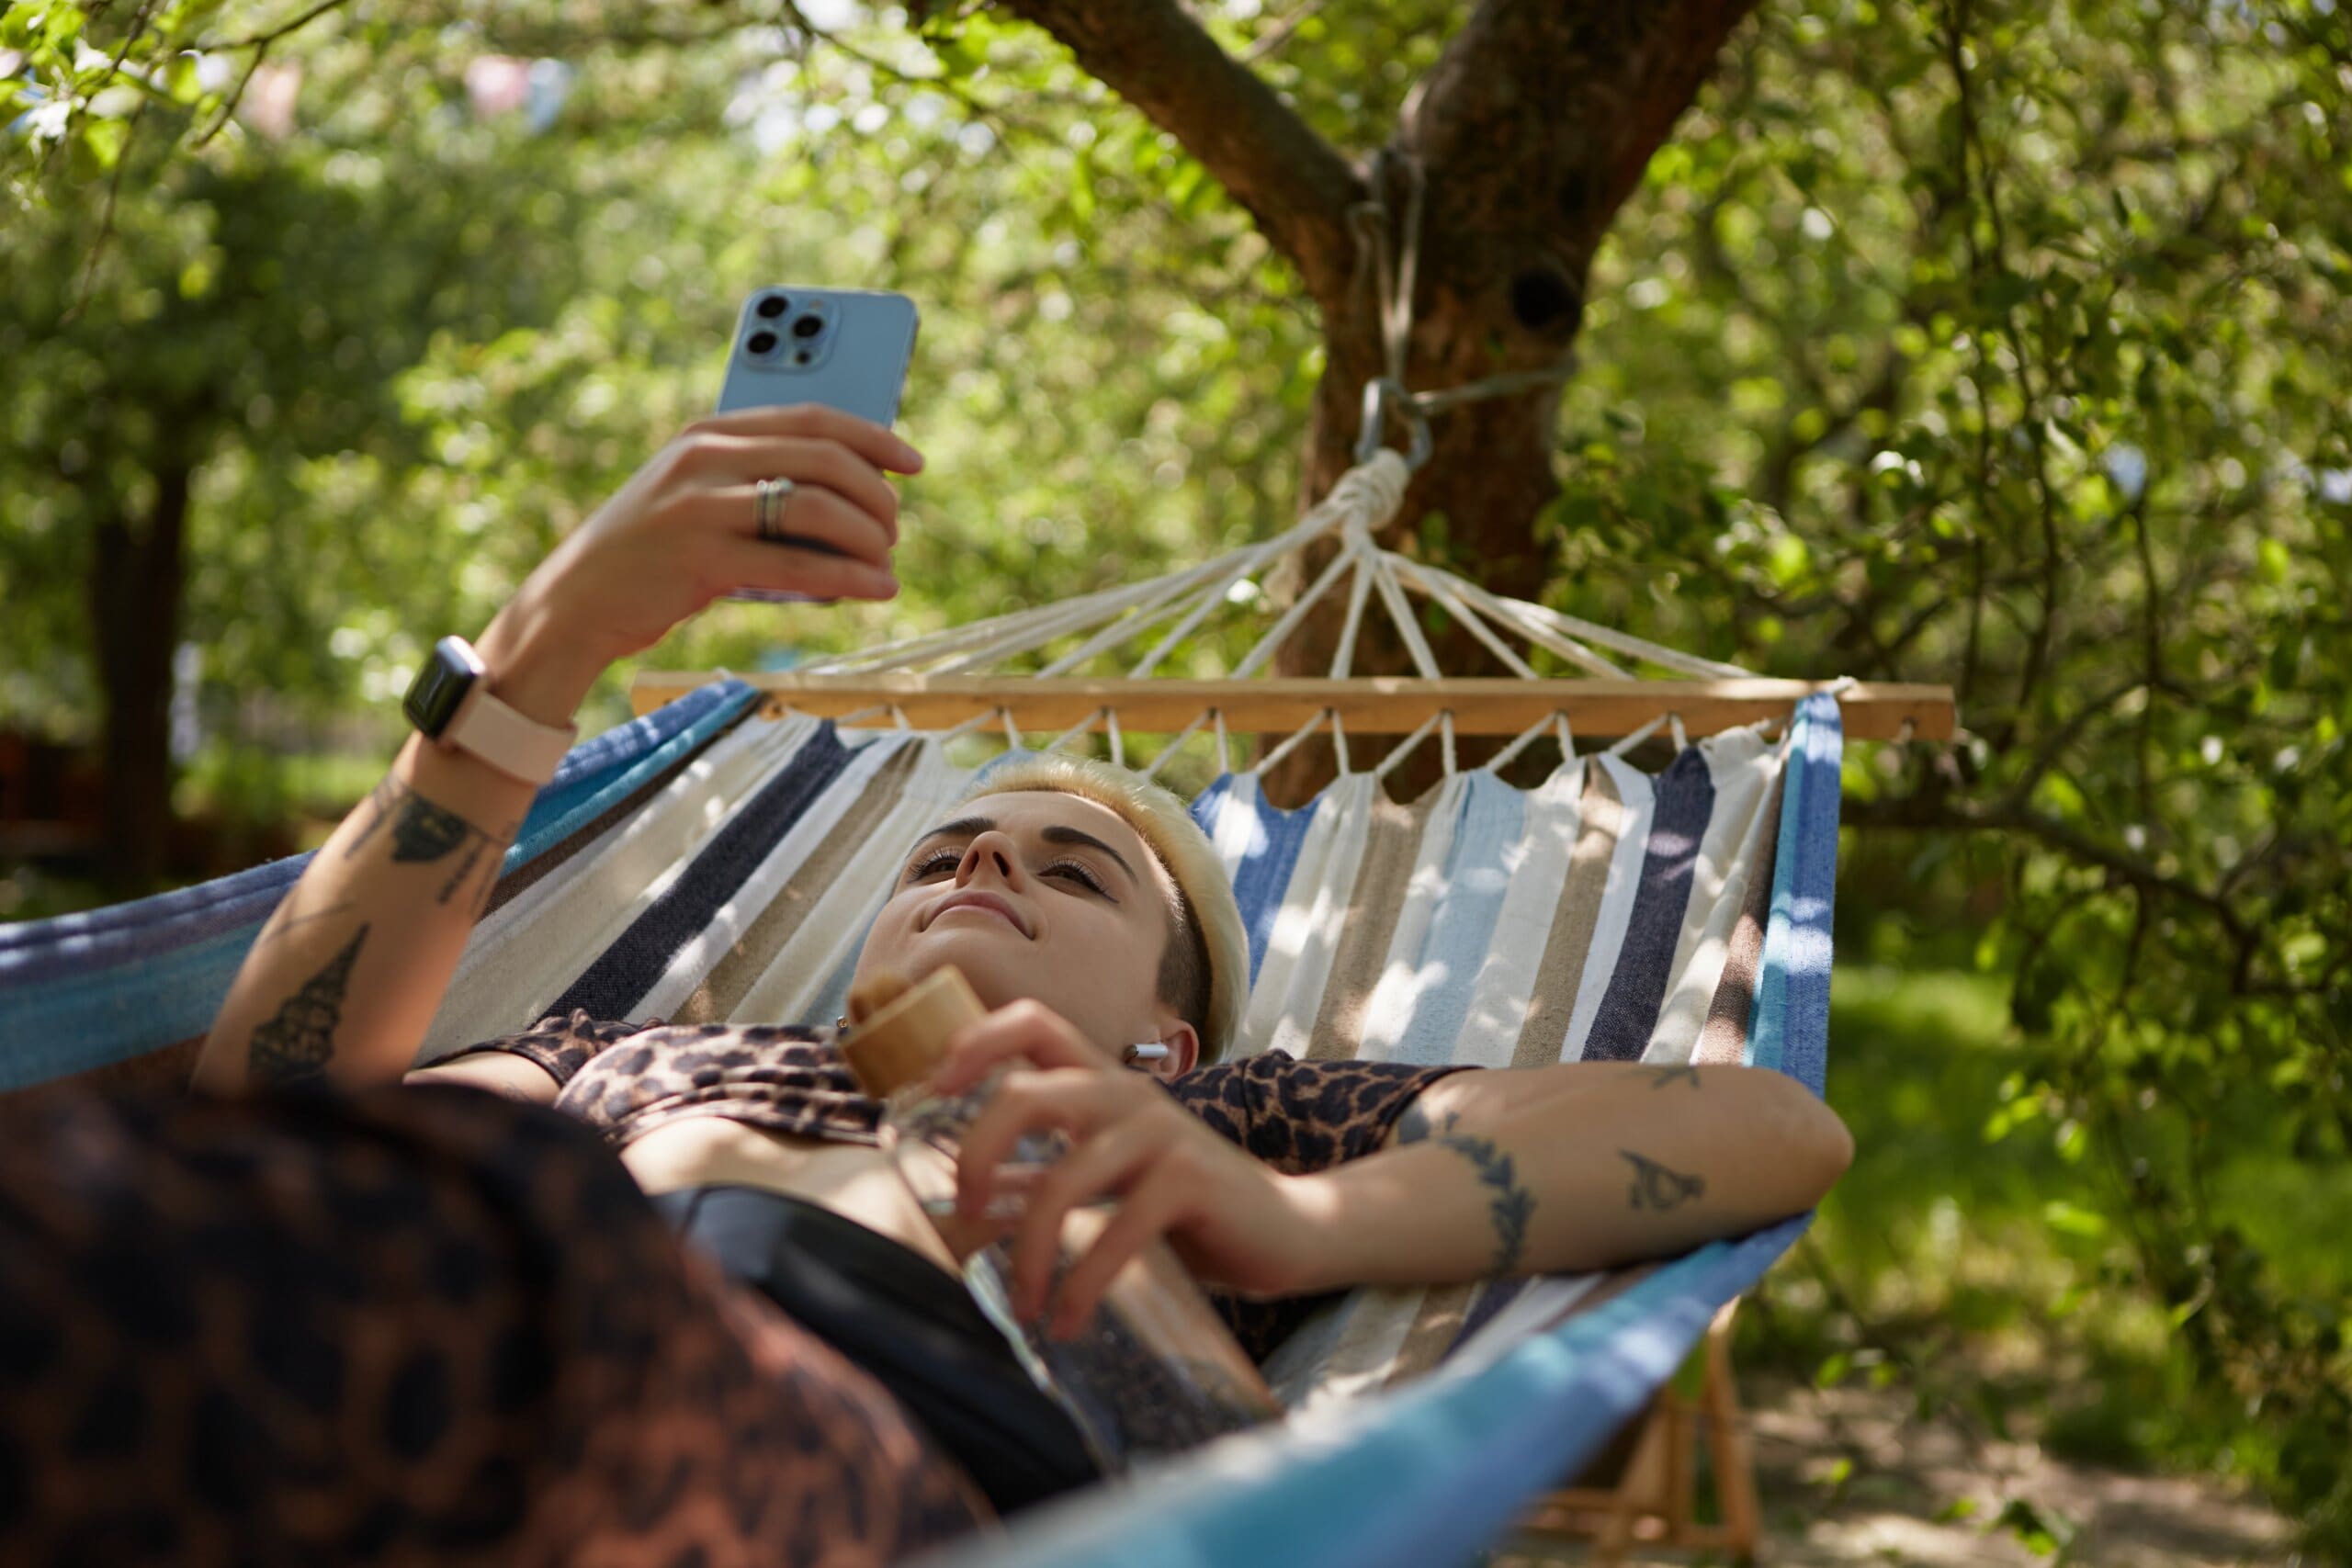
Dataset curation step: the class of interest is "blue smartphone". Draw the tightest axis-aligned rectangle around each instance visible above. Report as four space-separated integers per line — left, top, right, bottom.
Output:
718 286 919 601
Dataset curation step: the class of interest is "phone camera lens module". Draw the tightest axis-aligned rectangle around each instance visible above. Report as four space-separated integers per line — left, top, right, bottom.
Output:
755 295 789 319
791 314 824 340
747 330 780 355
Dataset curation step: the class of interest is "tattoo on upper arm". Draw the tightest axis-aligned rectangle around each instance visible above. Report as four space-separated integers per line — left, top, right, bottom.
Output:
1634 1065 1702 1091
1395 1099 1442 1146
1621 1149 1706 1212
345 776 515 906
1410 1106 1534 1277
249 924 370 1088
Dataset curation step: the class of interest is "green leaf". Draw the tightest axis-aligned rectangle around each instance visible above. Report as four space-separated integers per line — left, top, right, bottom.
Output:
2042 1199 2108 1238
1764 531 1809 586
81 116 126 170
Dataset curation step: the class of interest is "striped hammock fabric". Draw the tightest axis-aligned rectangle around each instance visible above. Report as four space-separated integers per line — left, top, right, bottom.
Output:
0 678 1843 1568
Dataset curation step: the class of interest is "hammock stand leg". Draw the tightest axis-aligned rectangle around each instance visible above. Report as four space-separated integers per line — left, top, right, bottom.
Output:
1511 1299 1760 1564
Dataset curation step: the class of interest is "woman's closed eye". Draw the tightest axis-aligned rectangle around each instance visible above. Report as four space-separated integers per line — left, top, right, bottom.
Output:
905 849 961 882
901 848 1114 899
1041 857 1114 898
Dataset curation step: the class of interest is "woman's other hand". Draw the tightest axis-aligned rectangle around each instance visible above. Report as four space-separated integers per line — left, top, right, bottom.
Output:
474 404 923 725
933 1000 1324 1338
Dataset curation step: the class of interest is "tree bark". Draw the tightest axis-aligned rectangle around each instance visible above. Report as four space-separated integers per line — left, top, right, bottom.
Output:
1270 0 1763 803
996 0 1761 804
87 454 194 890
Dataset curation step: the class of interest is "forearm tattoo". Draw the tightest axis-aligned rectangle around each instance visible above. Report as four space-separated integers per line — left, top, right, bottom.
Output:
1634 1064 1702 1091
345 775 514 908
1398 1104 1534 1277
249 924 370 1088
1621 1149 1707 1212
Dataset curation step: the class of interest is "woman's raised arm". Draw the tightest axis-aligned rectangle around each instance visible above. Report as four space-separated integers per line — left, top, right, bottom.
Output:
191 405 921 1096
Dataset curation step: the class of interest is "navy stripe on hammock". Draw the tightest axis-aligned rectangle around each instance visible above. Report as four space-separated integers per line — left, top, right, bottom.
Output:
548 722 854 1021
1580 744 1717 1063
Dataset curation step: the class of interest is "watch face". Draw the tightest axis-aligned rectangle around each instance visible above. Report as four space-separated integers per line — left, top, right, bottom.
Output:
403 637 485 739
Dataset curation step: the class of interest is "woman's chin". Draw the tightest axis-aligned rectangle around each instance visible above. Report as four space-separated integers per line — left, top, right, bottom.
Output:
881 925 1031 1004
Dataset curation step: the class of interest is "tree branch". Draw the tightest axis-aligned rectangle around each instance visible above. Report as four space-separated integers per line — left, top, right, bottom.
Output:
994 0 1363 304
1848 792 2259 991
1409 0 1762 234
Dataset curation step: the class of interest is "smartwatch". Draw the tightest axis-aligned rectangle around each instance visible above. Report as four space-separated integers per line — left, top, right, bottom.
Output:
402 636 577 786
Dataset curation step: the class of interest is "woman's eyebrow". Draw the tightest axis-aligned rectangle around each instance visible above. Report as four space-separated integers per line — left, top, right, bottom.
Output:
910 816 993 852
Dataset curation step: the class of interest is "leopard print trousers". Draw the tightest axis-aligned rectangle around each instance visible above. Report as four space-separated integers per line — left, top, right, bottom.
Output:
0 1085 990 1566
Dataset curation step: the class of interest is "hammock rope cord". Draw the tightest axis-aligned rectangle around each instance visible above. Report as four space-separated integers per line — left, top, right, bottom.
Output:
774 448 1751 750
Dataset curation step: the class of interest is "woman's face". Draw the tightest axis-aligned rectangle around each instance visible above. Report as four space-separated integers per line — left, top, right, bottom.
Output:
851 789 1199 1075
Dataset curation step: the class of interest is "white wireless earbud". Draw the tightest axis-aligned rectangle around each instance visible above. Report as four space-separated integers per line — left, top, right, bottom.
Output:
1122 1043 1170 1065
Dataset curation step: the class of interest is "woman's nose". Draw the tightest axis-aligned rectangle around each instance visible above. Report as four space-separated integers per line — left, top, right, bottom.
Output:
956 831 1023 886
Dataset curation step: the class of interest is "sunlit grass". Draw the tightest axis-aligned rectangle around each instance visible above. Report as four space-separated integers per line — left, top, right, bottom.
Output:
1752 962 2346 1519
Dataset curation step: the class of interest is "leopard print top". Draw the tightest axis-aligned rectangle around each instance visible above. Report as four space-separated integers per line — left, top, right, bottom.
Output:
441 1013 1473 1363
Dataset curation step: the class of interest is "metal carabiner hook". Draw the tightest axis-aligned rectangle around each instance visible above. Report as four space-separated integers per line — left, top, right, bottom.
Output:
1354 378 1394 467
1353 377 1436 472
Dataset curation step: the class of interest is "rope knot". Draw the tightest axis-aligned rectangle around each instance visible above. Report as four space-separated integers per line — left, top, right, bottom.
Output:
1328 451 1409 535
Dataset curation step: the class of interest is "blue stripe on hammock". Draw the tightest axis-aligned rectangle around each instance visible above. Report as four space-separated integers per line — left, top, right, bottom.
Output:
918 699 1844 1568
1187 773 1233 840
548 720 854 1021
0 682 753 1089
1216 777 1318 988
1580 743 1716 1062
1748 693 1840 1094
508 681 758 863
1390 772 1525 1066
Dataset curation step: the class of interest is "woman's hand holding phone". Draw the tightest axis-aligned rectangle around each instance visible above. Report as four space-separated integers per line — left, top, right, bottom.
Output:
471 403 922 729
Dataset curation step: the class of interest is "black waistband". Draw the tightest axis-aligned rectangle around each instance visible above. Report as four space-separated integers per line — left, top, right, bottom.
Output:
651 1184 1102 1517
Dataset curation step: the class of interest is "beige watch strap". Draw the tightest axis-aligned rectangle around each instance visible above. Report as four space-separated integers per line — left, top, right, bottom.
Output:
444 679 577 785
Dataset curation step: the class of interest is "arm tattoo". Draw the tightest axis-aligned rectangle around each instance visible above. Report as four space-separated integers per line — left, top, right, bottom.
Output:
1394 1098 1443 1146
1403 1104 1534 1277
1621 1149 1707 1212
1634 1064 1702 1091
345 775 514 906
249 924 369 1088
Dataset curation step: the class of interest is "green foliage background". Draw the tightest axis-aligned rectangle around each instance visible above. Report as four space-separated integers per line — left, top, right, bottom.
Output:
5 0 2348 1551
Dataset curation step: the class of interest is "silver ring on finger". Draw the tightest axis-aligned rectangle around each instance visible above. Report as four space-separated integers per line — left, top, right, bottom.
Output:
753 477 797 544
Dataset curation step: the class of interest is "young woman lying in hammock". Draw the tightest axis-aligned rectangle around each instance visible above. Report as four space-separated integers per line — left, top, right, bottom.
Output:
3 404 1849 1566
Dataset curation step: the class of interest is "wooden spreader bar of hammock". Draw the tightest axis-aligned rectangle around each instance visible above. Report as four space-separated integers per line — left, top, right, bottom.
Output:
629 672 1956 742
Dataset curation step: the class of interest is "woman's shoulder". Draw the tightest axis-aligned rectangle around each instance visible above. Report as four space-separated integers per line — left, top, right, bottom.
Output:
1168 1048 1479 1174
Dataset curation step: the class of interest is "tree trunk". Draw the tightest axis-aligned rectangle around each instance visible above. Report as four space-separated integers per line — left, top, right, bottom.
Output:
1269 3 1763 806
968 0 1759 802
87 457 193 890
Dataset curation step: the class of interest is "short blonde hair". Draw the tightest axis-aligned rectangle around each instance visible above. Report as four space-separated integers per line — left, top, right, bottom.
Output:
958 752 1248 1066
